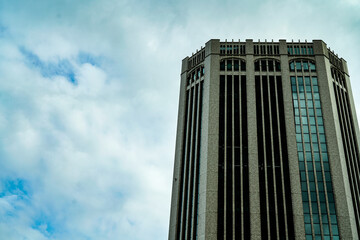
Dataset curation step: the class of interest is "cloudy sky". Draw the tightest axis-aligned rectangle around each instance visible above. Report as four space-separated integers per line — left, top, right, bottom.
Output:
0 0 359 239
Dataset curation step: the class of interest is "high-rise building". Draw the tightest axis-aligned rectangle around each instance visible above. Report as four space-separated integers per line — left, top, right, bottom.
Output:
169 39 360 240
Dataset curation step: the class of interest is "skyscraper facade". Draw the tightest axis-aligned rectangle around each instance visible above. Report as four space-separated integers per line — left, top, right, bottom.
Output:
169 39 360 239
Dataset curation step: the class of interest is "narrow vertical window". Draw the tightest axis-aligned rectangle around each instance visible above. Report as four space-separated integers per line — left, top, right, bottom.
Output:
227 60 232 71
234 60 239 71
226 75 233 240
241 60 246 71
310 62 316 72
268 60 274 72
220 60 225 71
261 60 267 71
275 61 281 72
303 61 309 72
255 61 260 71
290 62 295 71
218 75 225 240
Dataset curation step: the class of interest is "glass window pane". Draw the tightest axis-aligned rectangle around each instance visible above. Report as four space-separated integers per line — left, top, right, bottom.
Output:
311 133 318 142
313 214 320 223
303 126 309 133
326 182 333 191
296 61 302 71
275 61 281 71
307 93 313 99
331 215 337 224
255 61 260 71
303 62 309 71
261 60 267 71
296 134 302 142
241 60 246 71
309 172 315 182
321 202 327 213
310 62 316 71
302 191 309 201
323 162 330 171
307 100 313 108
306 152 312 161
227 60 232 70
305 224 312 234
312 77 318 85
302 182 308 191
298 152 304 161
298 77 303 85
314 153 320 162
322 215 329 223
234 60 239 71
332 225 339 235
307 162 314 171
290 62 295 71
313 143 319 152
321 144 327 152
312 202 319 213
318 117 323 125
220 60 225 70
325 171 331 181
309 117 316 125
311 125 317 133
297 143 303 151
268 60 274 71
314 223 321 234
299 162 305 171
299 85 304 93
323 224 330 235
319 192 326 202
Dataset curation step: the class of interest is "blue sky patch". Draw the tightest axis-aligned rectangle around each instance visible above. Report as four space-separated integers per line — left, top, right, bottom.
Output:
0 178 30 199
19 47 77 84
32 217 56 236
77 52 102 67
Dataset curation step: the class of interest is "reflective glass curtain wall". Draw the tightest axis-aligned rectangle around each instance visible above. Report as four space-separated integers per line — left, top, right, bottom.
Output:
290 60 339 240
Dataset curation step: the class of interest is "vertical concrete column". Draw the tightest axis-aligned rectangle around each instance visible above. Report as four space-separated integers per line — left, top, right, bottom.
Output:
314 40 357 238
279 39 306 239
197 39 220 240
245 39 261 239
341 59 360 238
342 59 360 147
169 57 189 240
